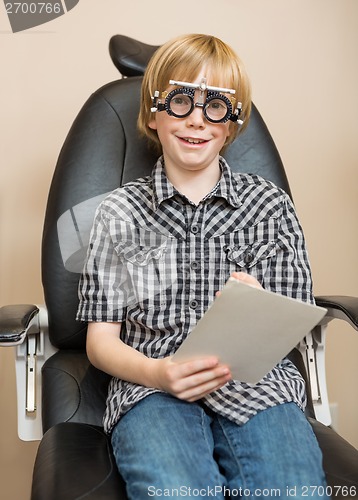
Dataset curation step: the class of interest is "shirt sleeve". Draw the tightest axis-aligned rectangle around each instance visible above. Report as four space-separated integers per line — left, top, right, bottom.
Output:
76 207 129 322
263 192 314 304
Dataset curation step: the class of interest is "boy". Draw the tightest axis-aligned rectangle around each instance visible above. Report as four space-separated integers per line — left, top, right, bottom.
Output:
77 34 328 498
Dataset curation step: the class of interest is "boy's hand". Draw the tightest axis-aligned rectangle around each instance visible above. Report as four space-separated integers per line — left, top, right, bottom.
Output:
146 272 260 402
229 271 263 289
149 356 231 402
216 272 263 298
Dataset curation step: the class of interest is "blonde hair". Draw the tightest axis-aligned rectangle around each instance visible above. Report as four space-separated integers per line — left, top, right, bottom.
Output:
138 33 252 153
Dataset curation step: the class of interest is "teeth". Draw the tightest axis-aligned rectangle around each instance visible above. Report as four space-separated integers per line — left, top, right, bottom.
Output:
184 138 205 144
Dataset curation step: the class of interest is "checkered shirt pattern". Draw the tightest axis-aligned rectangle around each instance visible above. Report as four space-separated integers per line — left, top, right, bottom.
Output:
77 156 312 434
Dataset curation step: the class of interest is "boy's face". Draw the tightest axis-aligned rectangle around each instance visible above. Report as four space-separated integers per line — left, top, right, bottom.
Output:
148 68 231 176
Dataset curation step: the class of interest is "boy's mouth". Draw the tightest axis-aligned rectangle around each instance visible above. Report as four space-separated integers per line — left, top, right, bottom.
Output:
180 137 208 144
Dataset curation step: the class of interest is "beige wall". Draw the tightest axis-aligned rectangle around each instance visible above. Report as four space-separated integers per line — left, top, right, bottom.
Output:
1 0 357 498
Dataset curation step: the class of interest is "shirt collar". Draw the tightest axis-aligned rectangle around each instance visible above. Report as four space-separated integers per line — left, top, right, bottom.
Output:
151 156 241 210
151 157 177 210
214 157 241 208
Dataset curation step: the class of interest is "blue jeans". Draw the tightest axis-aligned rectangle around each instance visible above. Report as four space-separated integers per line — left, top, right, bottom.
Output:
111 393 329 499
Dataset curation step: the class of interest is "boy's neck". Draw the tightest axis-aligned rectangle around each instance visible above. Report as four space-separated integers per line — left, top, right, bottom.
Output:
164 160 222 205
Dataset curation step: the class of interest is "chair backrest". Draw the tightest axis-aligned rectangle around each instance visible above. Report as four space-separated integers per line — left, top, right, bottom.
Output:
42 75 291 350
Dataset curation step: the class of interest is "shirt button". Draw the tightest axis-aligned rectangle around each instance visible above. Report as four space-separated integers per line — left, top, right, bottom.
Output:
135 253 146 264
244 252 254 264
190 261 201 270
189 299 199 309
191 225 199 234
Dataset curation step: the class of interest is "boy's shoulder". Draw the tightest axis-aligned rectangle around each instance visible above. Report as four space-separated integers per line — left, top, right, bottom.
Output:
97 175 153 220
222 165 291 217
220 157 286 197
110 175 153 197
229 170 288 203
231 170 282 192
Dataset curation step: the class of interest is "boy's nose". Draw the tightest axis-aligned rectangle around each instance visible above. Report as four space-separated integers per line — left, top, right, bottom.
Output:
185 105 205 128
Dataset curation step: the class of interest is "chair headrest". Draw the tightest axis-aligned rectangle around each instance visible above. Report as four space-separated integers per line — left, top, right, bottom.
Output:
109 35 159 77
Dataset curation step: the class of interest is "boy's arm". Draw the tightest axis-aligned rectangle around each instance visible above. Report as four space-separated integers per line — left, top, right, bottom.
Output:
86 321 232 402
267 193 314 302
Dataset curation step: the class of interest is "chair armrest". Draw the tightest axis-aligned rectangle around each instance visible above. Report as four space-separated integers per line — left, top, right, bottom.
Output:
0 304 39 345
31 423 127 500
315 296 358 330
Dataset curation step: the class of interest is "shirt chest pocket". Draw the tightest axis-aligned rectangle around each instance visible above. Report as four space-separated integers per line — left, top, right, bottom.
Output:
120 242 168 310
222 241 278 283
108 217 172 310
121 245 167 266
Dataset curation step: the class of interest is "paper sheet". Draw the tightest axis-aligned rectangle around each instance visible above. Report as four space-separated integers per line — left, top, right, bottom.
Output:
173 279 327 383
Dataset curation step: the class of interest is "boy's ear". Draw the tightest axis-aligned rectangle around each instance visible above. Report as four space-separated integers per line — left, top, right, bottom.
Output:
148 117 157 130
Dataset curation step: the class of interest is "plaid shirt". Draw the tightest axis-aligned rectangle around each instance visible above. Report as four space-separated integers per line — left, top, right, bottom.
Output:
77 156 311 434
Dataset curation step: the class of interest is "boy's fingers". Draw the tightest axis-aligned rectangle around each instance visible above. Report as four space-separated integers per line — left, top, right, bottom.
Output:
180 374 232 401
173 363 231 395
230 271 262 289
171 357 220 378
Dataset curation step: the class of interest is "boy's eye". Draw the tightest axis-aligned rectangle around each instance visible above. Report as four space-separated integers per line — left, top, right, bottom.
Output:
171 95 191 106
169 94 193 116
205 98 230 121
208 100 226 111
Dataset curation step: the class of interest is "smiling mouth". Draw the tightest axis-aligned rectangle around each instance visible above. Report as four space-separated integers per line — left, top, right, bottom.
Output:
180 137 208 144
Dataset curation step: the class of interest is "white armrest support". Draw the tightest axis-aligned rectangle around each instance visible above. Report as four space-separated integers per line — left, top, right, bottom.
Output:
299 324 331 426
299 295 358 427
0 304 57 441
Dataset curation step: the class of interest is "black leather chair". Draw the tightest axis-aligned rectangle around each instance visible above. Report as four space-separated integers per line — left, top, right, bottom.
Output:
0 35 357 499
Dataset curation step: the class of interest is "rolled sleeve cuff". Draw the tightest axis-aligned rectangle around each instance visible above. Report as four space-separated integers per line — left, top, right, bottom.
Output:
76 301 126 323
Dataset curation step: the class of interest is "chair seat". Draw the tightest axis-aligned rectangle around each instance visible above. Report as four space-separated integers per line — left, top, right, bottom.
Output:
31 419 358 500
31 423 127 500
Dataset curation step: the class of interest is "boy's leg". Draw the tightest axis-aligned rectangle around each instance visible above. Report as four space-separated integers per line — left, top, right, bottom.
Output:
212 402 329 500
111 392 225 500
